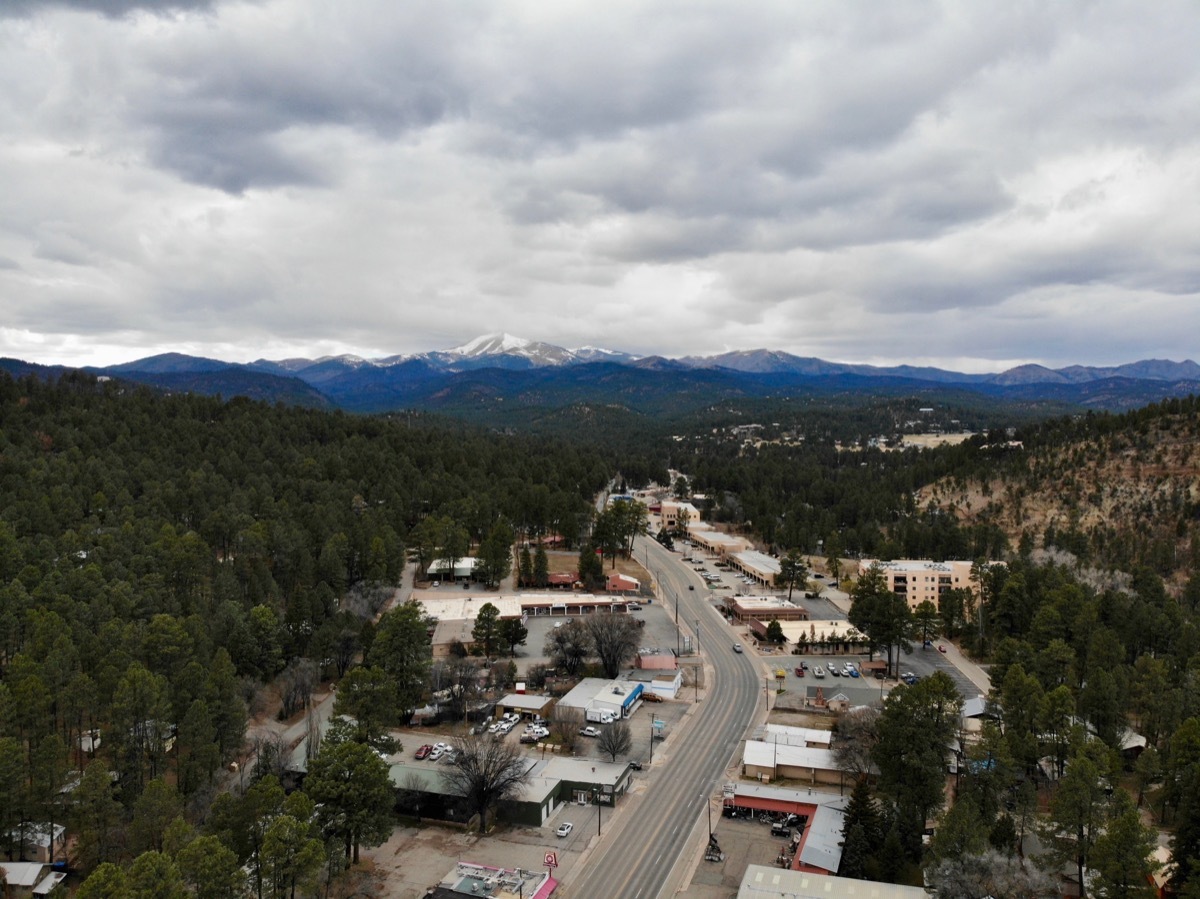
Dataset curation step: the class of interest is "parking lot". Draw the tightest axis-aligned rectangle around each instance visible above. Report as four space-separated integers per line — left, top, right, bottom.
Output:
517 593 693 677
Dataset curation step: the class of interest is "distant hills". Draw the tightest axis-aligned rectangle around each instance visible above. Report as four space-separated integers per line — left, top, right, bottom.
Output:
2 332 1198 416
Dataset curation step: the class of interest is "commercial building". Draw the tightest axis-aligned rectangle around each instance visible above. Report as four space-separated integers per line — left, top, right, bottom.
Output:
416 593 642 658
389 755 635 828
428 861 555 899
688 527 752 558
722 784 849 874
556 677 645 720
729 550 782 587
742 741 841 786
660 500 701 530
738 865 931 898
726 596 809 623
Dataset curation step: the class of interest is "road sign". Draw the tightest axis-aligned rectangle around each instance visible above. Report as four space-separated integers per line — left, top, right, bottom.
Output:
544 851 558 868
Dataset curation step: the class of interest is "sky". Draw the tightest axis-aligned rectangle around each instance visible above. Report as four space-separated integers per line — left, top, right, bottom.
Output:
2 0 1198 372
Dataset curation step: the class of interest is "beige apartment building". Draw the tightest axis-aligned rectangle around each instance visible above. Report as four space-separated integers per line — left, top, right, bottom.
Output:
857 559 980 611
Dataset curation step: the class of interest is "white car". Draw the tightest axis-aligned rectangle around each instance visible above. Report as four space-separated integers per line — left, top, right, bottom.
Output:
813 666 826 678
556 823 574 838
579 726 601 738
428 747 445 761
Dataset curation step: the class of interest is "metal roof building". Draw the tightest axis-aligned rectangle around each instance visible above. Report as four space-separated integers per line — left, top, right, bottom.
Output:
738 865 931 898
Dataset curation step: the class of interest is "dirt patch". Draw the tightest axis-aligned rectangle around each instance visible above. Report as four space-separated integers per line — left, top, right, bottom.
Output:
544 549 652 585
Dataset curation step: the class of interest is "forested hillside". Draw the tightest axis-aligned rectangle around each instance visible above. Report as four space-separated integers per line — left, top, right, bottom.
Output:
920 396 1200 589
0 371 610 889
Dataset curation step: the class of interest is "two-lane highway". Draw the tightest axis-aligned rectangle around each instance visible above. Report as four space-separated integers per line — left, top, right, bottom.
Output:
565 536 764 898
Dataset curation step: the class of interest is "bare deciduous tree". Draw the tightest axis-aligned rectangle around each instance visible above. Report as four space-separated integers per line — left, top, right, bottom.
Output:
927 849 1056 898
833 706 880 781
597 721 632 762
544 619 591 675
277 658 317 719
442 734 533 833
585 614 640 679
550 706 584 751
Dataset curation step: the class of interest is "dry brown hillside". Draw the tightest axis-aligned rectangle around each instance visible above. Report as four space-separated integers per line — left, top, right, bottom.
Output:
918 410 1200 588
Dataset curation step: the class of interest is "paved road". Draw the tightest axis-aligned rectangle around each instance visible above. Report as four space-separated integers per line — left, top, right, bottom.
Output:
564 536 763 899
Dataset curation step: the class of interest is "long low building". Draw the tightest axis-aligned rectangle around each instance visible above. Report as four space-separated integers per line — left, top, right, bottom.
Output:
739 865 931 898
416 593 641 621
723 784 849 875
730 550 782 586
759 724 833 748
726 595 809 623
743 741 841 786
389 755 635 828
416 593 643 657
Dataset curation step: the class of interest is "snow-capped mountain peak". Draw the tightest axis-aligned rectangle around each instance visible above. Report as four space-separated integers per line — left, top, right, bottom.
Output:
450 333 533 357
441 333 579 367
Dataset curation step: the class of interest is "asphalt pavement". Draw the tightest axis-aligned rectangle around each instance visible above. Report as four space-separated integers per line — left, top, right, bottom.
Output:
563 535 764 899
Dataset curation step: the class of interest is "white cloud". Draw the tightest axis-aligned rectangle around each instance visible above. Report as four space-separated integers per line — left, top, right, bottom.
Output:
1 0 1199 370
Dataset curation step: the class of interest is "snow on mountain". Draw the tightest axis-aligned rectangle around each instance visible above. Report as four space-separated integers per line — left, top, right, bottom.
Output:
450 333 534 357
441 333 575 366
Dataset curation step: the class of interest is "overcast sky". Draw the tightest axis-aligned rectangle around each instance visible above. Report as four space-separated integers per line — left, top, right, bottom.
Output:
2 1 1198 371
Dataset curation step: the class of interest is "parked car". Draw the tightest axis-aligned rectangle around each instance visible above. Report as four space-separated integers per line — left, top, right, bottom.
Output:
813 666 825 678
580 726 601 738
643 692 663 702
794 667 805 677
440 750 459 764
428 747 445 761
556 823 574 838
414 744 433 760
519 733 544 744
829 667 841 677
629 761 643 771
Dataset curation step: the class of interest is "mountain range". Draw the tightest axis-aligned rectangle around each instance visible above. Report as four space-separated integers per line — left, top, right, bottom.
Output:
3 333 1199 417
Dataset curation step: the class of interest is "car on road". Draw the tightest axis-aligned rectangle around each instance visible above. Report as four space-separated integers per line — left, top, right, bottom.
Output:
579 726 601 738
732 643 743 653
556 823 573 838
414 744 433 760
938 644 947 653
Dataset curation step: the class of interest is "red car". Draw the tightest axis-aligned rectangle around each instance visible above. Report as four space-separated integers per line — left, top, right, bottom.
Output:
414 744 433 760
794 667 805 677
